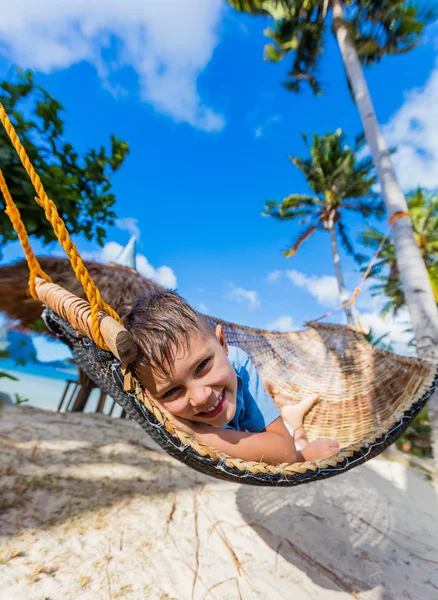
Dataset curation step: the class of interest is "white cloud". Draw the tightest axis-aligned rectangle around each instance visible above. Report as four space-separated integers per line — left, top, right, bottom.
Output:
383 61 438 189
33 335 73 363
267 315 294 332
199 303 208 313
351 282 414 355
254 114 281 138
225 285 260 310
264 267 414 354
0 0 225 131
286 269 341 307
267 270 282 282
84 241 177 289
136 256 177 289
360 308 414 356
115 217 141 241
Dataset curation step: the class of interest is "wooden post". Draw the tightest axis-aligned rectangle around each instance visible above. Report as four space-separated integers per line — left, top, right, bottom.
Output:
71 369 96 412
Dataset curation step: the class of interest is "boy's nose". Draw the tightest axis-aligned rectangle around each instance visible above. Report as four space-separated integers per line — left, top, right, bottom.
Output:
189 386 212 408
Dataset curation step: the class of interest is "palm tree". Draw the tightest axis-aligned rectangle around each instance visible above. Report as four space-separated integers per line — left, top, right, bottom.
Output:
226 3 438 340
264 129 383 325
359 188 438 317
226 0 438 461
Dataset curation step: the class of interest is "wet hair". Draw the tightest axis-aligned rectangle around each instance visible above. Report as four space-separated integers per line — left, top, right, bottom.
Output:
123 290 214 379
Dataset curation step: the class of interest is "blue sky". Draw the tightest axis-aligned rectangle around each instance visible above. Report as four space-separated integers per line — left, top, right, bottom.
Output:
1 1 437 361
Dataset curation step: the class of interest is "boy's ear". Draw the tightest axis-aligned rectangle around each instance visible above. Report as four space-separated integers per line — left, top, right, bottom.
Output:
215 324 229 355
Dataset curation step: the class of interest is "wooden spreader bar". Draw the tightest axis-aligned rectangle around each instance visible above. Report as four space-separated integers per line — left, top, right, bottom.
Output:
35 277 139 365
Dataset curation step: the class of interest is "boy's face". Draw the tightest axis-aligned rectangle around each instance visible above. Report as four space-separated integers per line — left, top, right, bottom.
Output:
137 325 237 427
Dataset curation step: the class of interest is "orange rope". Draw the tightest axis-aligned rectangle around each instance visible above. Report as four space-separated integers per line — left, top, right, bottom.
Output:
305 211 410 331
0 169 52 298
0 103 122 350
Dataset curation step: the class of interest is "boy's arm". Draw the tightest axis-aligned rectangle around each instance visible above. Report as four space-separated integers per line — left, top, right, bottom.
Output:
171 415 304 465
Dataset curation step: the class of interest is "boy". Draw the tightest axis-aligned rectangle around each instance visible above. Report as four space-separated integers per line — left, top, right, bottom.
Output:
123 290 339 465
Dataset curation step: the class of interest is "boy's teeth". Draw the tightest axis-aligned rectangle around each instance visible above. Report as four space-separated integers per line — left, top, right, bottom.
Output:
205 390 223 413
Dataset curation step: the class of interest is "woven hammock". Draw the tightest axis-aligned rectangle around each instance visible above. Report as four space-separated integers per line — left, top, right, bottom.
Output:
1 101 437 486
32 277 436 487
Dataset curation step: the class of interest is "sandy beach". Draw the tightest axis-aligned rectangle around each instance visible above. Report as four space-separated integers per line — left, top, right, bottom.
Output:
0 368 70 411
0 404 437 600
0 367 125 416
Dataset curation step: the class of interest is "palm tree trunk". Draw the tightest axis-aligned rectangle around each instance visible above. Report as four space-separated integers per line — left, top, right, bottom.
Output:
332 0 438 460
330 226 355 326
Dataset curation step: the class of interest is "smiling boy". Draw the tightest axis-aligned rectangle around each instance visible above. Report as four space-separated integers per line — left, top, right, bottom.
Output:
123 290 339 465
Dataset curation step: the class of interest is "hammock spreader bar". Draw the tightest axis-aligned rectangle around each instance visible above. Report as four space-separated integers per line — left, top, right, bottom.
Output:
35 277 138 365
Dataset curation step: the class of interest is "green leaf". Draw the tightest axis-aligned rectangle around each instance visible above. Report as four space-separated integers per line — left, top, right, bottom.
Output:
358 188 438 316
264 43 285 62
14 394 29 405
0 67 129 251
0 371 18 381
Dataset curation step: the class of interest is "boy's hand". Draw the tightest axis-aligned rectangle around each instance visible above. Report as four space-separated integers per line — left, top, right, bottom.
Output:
160 412 197 435
301 438 340 461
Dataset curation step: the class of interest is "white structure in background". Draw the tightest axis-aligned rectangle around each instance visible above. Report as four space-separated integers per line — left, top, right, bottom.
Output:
112 236 137 270
102 236 177 289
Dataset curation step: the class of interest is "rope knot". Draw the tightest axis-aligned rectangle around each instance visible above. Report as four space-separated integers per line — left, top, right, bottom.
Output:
389 211 409 227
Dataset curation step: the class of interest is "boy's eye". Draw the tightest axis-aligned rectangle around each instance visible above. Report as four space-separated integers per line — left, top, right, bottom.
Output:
197 358 211 373
161 358 211 399
162 387 181 399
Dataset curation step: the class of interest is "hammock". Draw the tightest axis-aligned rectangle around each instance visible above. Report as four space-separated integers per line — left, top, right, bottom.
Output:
1 103 437 486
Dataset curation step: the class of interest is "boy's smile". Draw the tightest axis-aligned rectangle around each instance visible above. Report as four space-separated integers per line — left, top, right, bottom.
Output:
136 325 237 427
196 388 226 418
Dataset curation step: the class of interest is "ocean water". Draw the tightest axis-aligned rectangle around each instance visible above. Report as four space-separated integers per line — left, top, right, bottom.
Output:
1 358 76 381
0 360 121 415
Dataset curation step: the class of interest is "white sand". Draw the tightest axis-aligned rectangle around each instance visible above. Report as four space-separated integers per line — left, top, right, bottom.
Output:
0 369 68 410
0 405 437 600
0 369 124 415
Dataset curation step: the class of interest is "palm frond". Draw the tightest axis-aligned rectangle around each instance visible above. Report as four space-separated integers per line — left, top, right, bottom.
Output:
226 0 279 17
262 195 321 220
343 198 385 218
358 187 438 316
227 0 329 95
283 224 317 257
281 193 322 209
347 0 436 65
289 129 379 208
226 0 433 99
427 263 438 302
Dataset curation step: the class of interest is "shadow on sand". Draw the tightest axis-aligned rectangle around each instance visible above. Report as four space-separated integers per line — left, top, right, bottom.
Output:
0 405 211 538
236 459 438 599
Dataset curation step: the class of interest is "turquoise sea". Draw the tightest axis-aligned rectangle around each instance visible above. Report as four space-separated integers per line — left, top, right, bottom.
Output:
0 359 119 414
1 358 76 381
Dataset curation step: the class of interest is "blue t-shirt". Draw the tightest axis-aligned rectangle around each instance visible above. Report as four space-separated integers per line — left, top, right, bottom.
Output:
224 346 280 432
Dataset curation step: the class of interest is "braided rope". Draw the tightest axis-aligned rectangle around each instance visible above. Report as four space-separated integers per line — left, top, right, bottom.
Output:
0 169 52 298
0 103 122 350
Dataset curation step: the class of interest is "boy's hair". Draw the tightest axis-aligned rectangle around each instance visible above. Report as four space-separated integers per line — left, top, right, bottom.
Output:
123 290 214 379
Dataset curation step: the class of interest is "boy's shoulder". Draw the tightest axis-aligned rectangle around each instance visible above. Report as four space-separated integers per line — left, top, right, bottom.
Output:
227 346 250 371
225 345 280 433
